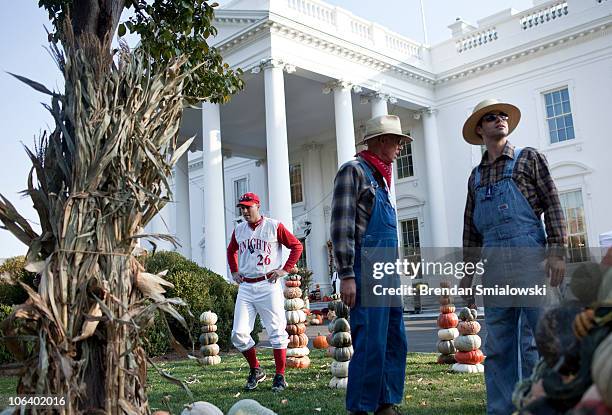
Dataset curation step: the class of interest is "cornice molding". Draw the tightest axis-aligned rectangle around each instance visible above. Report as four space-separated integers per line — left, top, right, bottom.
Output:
251 57 296 74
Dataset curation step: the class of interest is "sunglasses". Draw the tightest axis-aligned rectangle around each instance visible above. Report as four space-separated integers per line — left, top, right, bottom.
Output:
481 112 509 123
239 196 254 202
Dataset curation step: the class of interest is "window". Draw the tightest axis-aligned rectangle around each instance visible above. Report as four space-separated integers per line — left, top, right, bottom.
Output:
559 190 589 263
400 218 422 277
234 178 248 216
296 238 307 269
544 88 575 144
396 142 414 179
289 164 303 204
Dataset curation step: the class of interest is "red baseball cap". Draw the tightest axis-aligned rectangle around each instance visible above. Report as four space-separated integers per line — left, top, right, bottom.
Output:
236 192 260 207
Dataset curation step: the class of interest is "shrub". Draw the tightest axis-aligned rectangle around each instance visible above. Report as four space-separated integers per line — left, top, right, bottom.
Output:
0 304 15 364
141 251 261 353
0 256 37 305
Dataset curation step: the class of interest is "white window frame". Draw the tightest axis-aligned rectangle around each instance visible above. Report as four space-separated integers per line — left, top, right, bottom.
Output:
395 137 417 183
233 175 249 217
534 80 582 150
558 188 590 263
289 162 305 207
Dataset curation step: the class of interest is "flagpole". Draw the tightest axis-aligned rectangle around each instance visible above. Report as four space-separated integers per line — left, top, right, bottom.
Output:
419 0 429 45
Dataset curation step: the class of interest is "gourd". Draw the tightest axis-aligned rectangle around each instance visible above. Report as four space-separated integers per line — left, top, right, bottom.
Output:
457 321 481 335
181 401 223 415
285 280 301 287
329 300 350 318
437 354 456 364
334 346 354 362
288 333 309 348
286 273 301 281
199 332 219 346
286 347 310 357
330 360 350 377
458 307 477 321
451 363 484 373
437 340 457 355
286 310 306 324
332 331 352 348
287 355 310 368
286 323 306 335
591 332 612 407
227 399 278 415
283 287 302 299
437 313 459 329
200 344 220 356
200 355 221 366
201 325 217 333
326 346 335 358
332 318 351 333
439 296 451 306
199 311 218 325
284 298 305 311
455 349 485 365
437 328 459 341
329 376 348 389
455 335 482 352
440 305 456 314
313 333 329 349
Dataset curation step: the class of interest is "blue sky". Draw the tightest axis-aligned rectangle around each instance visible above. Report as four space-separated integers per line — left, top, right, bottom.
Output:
0 1 533 258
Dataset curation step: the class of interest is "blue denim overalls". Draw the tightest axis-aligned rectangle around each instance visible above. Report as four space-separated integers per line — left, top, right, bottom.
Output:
346 159 408 412
473 147 545 415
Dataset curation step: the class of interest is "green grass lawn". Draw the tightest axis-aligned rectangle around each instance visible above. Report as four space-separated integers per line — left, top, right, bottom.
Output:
0 351 485 414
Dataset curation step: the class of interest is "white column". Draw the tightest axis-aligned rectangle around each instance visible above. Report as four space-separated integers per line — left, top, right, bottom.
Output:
263 59 293 233
304 143 329 293
202 102 228 276
422 108 449 247
174 151 192 259
332 81 356 167
371 93 388 118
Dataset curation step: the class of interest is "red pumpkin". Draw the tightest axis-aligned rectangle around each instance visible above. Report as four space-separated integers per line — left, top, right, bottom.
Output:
286 323 306 335
285 280 301 287
288 333 309 348
437 313 458 329
458 321 481 335
455 349 485 365
287 355 310 369
313 333 328 349
440 305 456 314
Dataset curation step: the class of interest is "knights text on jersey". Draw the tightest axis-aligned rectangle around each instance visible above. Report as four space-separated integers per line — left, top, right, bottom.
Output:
234 217 283 278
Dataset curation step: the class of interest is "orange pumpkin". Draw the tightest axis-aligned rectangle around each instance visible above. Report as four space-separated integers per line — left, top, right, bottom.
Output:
313 333 329 349
455 349 485 365
284 287 302 299
458 320 481 335
288 333 309 348
437 313 458 329
286 323 306 335
287 355 310 369
440 305 456 314
285 280 301 287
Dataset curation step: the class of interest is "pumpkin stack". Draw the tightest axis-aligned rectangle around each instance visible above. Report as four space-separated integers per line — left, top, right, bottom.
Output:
199 311 221 365
328 295 353 389
437 282 459 364
452 307 485 373
284 273 310 369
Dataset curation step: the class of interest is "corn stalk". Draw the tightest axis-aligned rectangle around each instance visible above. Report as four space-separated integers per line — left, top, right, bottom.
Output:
0 23 194 414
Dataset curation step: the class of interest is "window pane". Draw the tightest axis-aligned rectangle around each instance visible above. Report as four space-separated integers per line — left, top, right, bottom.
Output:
545 93 553 105
562 101 571 114
396 143 414 179
549 129 558 143
553 91 561 103
289 164 303 204
554 103 562 115
556 116 565 129
546 105 554 118
565 115 573 127
558 128 567 141
561 88 569 101
566 126 575 139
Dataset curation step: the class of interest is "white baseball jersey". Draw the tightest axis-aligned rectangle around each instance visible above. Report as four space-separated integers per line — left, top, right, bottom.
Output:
234 217 283 279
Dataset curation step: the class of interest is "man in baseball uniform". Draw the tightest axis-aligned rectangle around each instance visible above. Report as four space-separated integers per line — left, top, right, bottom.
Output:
227 192 303 392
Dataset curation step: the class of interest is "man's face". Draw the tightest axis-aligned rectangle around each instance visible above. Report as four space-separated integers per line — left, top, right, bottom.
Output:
476 112 509 141
239 204 260 223
376 135 405 163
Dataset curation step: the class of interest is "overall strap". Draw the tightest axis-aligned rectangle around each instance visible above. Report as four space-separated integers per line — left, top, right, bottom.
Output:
358 159 380 190
503 147 522 179
473 165 482 188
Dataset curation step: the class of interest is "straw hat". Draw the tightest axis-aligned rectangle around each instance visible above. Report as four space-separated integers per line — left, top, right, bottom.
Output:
462 99 521 145
357 115 413 146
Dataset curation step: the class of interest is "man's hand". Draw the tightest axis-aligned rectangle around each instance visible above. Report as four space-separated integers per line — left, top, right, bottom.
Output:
340 278 356 308
546 256 565 287
268 269 288 283
232 272 243 284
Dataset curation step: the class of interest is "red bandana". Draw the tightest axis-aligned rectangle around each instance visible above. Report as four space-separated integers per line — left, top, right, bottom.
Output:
358 150 392 188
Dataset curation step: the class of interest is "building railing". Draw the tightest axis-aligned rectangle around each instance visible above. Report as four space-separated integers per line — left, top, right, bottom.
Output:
286 0 335 25
456 27 498 53
519 1 569 30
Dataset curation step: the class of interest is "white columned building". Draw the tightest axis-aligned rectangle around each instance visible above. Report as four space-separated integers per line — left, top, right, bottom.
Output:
174 152 192 258
331 81 357 167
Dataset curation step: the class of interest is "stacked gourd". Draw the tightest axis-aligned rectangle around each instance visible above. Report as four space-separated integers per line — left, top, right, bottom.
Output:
199 311 221 365
437 283 459 364
284 273 310 369
328 295 353 389
452 307 485 373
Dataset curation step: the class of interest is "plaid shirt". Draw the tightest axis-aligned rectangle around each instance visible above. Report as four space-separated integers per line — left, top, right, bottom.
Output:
330 156 385 280
463 142 567 256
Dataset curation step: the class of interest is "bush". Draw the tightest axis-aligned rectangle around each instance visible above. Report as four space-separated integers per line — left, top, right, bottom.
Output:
0 256 37 305
141 251 262 355
0 304 15 364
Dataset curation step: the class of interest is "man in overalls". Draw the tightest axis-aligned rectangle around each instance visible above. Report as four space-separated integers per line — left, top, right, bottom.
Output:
461 99 567 414
331 115 410 415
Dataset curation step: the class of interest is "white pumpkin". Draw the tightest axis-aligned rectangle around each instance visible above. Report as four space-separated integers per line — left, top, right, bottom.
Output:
286 347 310 357
181 401 223 415
329 376 348 389
286 310 307 324
199 355 221 366
454 335 482 352
437 328 459 341
199 311 218 325
330 360 350 378
199 332 219 346
200 344 220 357
452 363 484 373
227 399 278 415
284 298 305 311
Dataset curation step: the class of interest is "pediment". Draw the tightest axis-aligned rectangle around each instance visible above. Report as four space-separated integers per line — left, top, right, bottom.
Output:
549 161 591 179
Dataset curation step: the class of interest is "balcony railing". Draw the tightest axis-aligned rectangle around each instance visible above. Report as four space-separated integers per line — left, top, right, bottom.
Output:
519 1 569 30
